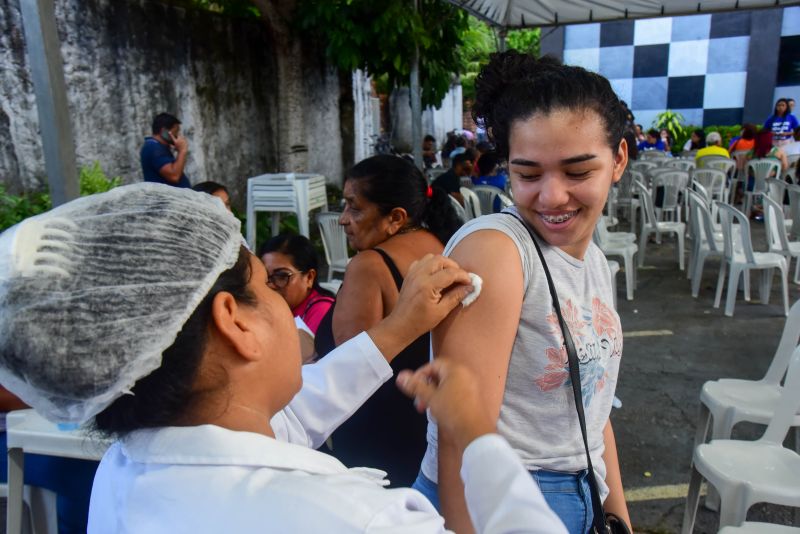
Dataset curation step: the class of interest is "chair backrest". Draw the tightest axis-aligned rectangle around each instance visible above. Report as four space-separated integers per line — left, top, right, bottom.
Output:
633 180 657 228
460 187 482 219
640 150 668 161
784 154 800 184
316 212 349 269
787 184 800 239
761 344 800 445
472 185 505 214
701 157 736 180
663 159 695 172
687 189 719 253
652 171 689 212
763 298 800 385
691 181 711 206
697 155 731 170
691 168 726 201
763 195 791 254
731 150 750 172
748 158 782 193
766 177 787 208
629 161 658 173
716 202 756 264
449 194 468 222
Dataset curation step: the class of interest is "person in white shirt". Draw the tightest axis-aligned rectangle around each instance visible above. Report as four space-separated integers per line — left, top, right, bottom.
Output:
0 184 566 534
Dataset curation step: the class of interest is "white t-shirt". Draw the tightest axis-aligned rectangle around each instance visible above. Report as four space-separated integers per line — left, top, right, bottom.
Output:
420 208 623 500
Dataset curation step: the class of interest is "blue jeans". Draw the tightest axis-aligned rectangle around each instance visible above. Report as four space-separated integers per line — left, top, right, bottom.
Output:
412 470 440 511
531 469 594 534
413 469 593 534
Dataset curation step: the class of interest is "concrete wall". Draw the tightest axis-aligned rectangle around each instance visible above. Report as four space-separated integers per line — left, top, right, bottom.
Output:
0 0 345 205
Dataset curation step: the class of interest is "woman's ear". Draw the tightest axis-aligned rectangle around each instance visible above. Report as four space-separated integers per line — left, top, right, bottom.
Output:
387 207 409 235
303 268 316 290
210 292 261 362
612 139 628 184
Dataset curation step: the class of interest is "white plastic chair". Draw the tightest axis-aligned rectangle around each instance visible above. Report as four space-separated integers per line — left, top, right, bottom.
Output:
472 185 511 214
681 345 800 532
763 196 800 284
316 212 349 282
449 195 468 223
639 150 668 161
634 180 685 270
629 160 658 174
460 187 482 219
692 298 800 511
593 218 637 301
687 190 724 298
745 159 781 216
714 203 789 317
692 168 727 207
616 170 641 232
652 170 689 222
663 159 696 172
787 184 800 240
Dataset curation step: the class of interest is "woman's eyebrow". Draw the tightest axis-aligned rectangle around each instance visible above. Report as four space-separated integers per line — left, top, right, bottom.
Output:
510 154 597 167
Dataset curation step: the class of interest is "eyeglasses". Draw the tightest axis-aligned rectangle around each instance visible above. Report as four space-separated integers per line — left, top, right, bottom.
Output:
267 269 305 289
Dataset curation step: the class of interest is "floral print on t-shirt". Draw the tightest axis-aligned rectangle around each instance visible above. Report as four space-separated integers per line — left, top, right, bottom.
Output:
534 296 623 406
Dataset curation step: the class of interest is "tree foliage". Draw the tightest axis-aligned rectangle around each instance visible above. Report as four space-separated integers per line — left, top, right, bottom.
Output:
295 0 469 108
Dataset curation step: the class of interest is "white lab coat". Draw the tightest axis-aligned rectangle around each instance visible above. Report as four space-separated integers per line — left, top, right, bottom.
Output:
88 333 567 533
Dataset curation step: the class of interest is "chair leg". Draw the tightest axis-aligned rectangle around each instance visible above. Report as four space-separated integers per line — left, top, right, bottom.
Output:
677 230 685 271
742 269 751 301
692 403 712 450
615 254 636 300
781 265 790 316
691 251 707 298
681 464 704 534
717 485 749 529
794 255 800 284
759 268 773 305
725 266 741 316
714 261 727 308
638 231 647 267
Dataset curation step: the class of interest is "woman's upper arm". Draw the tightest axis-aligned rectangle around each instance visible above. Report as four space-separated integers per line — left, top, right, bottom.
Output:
433 230 524 421
332 251 387 346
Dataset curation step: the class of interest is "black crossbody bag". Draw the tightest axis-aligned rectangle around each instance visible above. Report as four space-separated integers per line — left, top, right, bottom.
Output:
507 213 631 534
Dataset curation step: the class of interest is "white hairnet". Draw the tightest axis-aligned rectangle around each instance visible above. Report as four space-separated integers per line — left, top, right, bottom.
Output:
0 183 243 423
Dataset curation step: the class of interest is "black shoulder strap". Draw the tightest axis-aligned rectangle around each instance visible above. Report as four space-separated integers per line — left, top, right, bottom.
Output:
372 248 404 291
504 213 608 533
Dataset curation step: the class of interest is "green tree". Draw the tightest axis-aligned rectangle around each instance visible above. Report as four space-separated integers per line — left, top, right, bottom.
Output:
295 0 469 108
506 28 540 56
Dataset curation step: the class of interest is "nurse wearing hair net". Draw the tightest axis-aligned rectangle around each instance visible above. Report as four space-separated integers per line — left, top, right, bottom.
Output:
0 184 565 534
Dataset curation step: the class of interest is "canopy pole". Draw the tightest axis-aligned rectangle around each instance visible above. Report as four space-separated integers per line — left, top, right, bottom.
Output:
498 28 508 52
19 0 79 205
410 0 423 170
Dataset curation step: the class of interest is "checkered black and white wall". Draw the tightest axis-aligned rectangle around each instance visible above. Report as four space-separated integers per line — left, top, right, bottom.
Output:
559 7 800 128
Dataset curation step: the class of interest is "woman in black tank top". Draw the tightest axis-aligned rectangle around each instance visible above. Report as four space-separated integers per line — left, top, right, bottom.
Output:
313 155 462 487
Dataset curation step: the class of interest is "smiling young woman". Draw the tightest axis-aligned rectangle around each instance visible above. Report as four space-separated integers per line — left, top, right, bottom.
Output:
413 51 632 534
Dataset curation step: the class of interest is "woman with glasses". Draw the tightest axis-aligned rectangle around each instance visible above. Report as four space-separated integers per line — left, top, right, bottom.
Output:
259 234 334 337
314 154 462 487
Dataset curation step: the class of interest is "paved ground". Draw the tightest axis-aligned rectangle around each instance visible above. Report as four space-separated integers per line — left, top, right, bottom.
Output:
612 218 800 533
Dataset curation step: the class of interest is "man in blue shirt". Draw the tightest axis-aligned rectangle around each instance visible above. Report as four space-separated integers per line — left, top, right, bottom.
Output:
637 129 666 152
140 113 191 187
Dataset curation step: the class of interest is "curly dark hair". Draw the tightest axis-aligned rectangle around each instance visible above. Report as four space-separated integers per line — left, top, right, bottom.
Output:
472 51 627 159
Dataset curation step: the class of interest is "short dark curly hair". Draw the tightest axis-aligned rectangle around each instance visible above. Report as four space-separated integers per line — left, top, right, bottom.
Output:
472 51 626 159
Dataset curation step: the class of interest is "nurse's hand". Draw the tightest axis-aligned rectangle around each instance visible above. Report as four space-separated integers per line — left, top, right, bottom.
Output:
397 360 495 453
368 254 473 363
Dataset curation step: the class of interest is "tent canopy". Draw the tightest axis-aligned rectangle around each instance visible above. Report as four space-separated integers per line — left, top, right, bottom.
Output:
448 0 800 28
